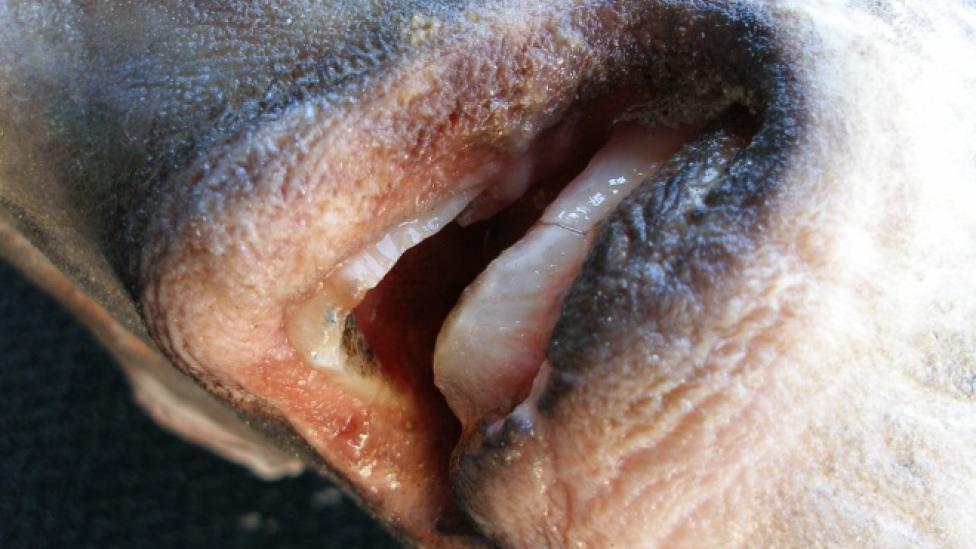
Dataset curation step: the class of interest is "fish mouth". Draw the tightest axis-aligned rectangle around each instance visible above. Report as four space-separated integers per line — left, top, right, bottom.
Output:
138 2 800 545
328 105 751 435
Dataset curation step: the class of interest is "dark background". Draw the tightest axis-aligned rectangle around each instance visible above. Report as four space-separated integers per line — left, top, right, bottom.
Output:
0 261 398 549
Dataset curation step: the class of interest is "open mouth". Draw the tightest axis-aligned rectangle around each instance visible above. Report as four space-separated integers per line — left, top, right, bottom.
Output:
285 99 754 436
8 0 976 546
277 96 754 534
138 2 796 545
285 97 713 427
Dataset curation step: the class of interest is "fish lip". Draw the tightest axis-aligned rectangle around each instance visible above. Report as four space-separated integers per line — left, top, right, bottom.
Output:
134 1 809 545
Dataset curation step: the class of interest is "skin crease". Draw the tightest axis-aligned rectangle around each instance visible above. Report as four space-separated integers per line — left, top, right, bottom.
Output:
1 0 975 547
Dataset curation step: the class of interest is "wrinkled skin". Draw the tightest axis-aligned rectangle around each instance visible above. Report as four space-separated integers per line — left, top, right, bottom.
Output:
1 0 975 547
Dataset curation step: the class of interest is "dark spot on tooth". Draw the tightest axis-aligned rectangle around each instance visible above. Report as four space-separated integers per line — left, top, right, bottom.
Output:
341 313 380 376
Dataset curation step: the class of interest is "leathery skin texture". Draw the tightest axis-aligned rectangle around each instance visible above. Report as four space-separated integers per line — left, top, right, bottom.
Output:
0 1 975 547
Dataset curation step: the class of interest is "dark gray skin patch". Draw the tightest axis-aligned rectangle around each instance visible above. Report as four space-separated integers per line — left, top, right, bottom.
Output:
123 0 468 257
541 117 753 406
543 4 805 407
1 0 468 298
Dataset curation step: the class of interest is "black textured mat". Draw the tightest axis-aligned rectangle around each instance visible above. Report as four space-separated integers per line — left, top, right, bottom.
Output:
0 261 398 549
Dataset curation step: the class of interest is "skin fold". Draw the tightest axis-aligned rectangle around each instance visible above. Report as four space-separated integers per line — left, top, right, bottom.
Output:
1 0 975 547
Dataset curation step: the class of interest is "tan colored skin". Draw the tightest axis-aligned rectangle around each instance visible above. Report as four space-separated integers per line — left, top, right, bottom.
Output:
1 0 975 547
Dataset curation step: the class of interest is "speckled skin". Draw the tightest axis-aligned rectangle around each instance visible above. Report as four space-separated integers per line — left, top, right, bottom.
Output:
1 1 975 547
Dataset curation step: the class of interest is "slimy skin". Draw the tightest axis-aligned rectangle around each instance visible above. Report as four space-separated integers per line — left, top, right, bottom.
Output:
1 1 975 547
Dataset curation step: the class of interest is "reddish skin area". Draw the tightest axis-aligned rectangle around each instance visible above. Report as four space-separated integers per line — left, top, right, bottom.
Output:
238 354 462 542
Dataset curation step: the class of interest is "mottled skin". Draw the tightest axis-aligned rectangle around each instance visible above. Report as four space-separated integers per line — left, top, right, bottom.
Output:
1 0 975 547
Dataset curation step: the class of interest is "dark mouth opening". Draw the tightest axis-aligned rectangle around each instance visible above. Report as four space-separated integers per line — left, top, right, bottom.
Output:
340 98 635 536
352 160 598 390
349 101 617 436
304 92 757 534
348 99 757 444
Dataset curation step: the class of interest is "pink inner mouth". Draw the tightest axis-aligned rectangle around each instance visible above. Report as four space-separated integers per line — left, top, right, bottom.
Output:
301 113 698 440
